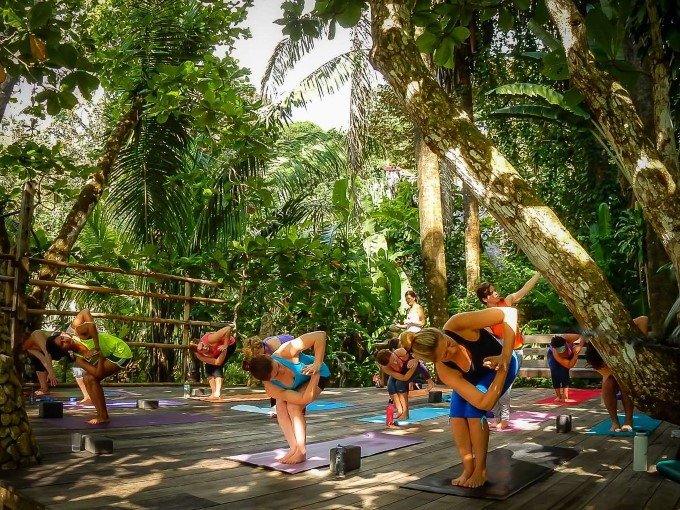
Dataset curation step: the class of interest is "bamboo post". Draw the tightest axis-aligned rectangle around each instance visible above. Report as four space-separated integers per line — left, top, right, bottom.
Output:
182 281 191 381
11 181 36 351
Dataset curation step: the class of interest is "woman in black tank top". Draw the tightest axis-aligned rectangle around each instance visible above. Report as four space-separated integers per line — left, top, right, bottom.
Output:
400 307 518 490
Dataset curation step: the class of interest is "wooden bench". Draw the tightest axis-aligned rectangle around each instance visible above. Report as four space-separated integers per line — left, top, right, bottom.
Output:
518 334 600 379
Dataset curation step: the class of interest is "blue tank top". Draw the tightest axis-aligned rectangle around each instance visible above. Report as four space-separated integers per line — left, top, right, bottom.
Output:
270 353 330 390
442 328 501 384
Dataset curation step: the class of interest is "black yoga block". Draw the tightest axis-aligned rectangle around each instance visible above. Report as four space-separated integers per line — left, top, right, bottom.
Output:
137 399 159 409
39 401 63 418
83 435 114 454
556 414 572 433
428 391 443 403
191 388 206 397
330 445 361 475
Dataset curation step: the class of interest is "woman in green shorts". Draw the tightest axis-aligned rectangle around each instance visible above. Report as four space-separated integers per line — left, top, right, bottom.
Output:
48 309 132 424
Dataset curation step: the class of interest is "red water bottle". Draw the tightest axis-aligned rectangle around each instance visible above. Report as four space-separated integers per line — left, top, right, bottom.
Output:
386 399 395 426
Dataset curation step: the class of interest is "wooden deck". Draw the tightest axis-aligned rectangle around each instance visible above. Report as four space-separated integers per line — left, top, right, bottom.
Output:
2 386 679 510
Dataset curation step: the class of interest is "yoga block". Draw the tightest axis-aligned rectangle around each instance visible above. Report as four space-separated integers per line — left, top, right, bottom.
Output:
71 432 84 452
137 399 159 409
83 435 114 454
39 401 63 418
428 391 443 403
330 445 361 475
556 414 572 433
191 388 207 397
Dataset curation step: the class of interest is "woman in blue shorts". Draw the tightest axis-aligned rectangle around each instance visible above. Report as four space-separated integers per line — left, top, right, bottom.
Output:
242 331 330 465
401 307 519 489
376 348 432 421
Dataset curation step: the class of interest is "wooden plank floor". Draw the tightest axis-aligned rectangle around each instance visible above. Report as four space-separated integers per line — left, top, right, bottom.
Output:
2 386 679 510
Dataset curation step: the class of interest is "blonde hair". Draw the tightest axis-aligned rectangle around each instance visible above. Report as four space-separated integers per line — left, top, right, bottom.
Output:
399 328 444 362
242 335 263 360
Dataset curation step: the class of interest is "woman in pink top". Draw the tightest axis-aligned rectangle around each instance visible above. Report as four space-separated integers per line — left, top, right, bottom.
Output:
190 325 235 400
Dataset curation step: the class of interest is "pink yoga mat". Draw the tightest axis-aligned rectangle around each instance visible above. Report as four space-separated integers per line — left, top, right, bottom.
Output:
63 399 185 409
534 389 602 406
491 411 557 432
226 431 424 474
42 411 213 429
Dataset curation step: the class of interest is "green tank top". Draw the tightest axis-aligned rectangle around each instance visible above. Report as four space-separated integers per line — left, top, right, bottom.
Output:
76 332 132 360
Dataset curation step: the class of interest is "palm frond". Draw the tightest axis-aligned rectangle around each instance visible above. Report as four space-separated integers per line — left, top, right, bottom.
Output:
488 83 590 119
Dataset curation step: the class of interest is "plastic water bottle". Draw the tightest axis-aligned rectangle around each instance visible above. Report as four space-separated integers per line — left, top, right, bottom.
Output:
335 444 345 476
183 382 191 399
386 399 395 426
29 388 36 405
633 432 648 472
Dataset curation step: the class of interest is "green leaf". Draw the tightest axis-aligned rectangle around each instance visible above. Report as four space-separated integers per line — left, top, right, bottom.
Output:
59 43 79 69
563 89 585 107
46 94 61 115
30 2 54 29
542 50 569 80
433 37 455 68
336 1 363 28
499 10 514 32
669 29 680 52
117 256 132 272
332 178 350 220
415 31 439 53
451 26 470 44
513 0 530 10
58 90 78 109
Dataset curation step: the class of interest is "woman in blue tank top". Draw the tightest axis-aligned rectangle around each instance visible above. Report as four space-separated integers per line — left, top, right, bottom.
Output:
400 307 519 490
242 331 330 465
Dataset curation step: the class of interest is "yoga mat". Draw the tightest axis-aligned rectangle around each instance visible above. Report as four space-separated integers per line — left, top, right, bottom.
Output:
491 411 557 432
534 389 602 405
403 443 578 500
226 431 424 474
358 406 449 424
41 411 213 429
64 399 185 410
587 413 662 436
194 393 269 403
656 460 680 483
232 401 351 414
103 390 142 397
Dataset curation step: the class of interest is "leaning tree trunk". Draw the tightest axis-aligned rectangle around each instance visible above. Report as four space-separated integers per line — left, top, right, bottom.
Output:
0 75 19 124
0 312 40 470
545 0 680 272
28 103 142 326
415 128 449 327
368 0 680 424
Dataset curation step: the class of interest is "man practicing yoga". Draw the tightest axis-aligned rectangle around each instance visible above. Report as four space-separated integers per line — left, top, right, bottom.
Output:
48 309 132 424
242 331 329 464
401 307 519 488
191 325 236 400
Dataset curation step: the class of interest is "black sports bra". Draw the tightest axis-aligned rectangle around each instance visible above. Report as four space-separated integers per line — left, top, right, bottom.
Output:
441 329 502 383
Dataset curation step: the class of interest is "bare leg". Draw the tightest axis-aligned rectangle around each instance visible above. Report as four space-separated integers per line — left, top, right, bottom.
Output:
214 376 223 398
283 403 308 464
205 326 232 344
83 360 119 425
401 392 410 420
208 376 216 398
553 387 562 400
620 385 634 431
564 386 570 401
464 418 489 488
35 371 50 396
602 375 622 431
450 418 473 486
275 401 297 462
76 377 91 404
391 392 404 419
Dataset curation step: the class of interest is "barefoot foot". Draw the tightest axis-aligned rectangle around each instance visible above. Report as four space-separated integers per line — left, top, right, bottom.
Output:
621 424 633 432
451 471 472 486
78 399 92 406
463 469 487 488
277 449 297 463
283 451 306 464
87 416 110 425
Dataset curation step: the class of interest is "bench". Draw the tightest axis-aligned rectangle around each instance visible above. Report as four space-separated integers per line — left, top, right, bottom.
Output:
518 334 600 379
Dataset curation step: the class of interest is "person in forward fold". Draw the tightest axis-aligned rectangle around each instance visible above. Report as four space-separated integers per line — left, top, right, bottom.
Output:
547 334 587 402
190 325 236 401
476 271 541 429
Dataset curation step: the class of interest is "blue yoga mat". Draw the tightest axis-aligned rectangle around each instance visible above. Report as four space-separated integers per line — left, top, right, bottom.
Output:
657 460 680 483
587 413 662 436
231 401 351 414
359 406 449 425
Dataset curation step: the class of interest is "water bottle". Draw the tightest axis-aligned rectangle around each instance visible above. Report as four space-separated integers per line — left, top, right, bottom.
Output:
335 444 345 476
386 399 395 426
183 381 191 399
633 432 648 472
29 388 36 405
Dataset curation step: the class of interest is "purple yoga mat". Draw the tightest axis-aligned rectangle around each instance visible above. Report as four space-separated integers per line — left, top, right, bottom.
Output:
63 399 185 409
491 411 556 432
226 431 424 474
41 411 213 430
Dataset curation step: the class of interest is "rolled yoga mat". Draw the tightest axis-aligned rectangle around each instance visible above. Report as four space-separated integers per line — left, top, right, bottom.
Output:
534 389 602 405
231 401 351 414
226 431 424 474
586 413 661 436
358 406 449 424
402 443 579 500
42 411 213 429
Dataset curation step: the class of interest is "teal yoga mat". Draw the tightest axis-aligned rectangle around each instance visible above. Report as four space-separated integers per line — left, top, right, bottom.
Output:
359 406 449 424
587 413 661 436
656 460 680 483
232 401 351 414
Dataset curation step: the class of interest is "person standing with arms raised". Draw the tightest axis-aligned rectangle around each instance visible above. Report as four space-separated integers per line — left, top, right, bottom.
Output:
476 271 541 429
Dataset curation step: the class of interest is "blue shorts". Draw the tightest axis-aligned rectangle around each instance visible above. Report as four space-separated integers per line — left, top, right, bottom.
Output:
205 363 224 378
387 375 409 394
449 351 519 419
549 365 570 388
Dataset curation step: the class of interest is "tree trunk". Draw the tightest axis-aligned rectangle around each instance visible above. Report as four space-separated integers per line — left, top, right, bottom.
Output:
545 0 680 271
367 0 680 424
455 41 480 292
0 75 19 124
415 128 449 327
0 312 41 470
28 103 142 325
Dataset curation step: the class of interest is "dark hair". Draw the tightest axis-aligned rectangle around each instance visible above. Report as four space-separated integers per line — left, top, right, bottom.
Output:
550 336 567 349
46 333 67 361
405 290 418 301
476 282 493 303
241 355 274 381
375 349 392 366
585 343 606 370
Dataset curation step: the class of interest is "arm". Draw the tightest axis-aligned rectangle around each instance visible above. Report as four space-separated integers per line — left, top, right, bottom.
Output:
205 325 232 344
274 331 327 374
381 360 419 382
553 340 585 369
436 361 509 411
263 374 321 406
505 271 541 305
29 331 57 384
194 348 229 365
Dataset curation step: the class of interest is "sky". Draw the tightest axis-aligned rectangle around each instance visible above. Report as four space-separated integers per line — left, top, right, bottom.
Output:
233 0 353 130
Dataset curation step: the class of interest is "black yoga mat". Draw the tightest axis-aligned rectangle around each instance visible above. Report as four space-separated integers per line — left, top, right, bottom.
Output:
402 443 578 500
